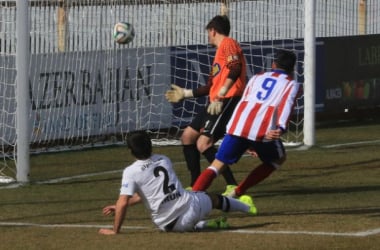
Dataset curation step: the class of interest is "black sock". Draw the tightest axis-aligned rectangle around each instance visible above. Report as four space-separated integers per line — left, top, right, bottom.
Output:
216 195 230 212
203 147 237 186
221 166 238 186
202 146 217 163
183 144 201 186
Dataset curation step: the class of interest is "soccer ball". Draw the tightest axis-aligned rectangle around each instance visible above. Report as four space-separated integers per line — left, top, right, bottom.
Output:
113 22 135 44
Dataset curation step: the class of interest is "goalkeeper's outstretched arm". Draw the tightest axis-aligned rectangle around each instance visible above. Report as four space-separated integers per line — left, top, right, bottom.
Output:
165 83 211 103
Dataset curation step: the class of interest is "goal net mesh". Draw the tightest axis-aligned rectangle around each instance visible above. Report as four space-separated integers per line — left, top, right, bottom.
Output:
1 0 379 182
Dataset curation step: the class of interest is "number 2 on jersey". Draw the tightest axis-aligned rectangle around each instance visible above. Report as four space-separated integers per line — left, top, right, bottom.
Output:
257 78 277 101
154 166 176 194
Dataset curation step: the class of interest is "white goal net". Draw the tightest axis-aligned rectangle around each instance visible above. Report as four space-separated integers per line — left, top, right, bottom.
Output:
1 0 379 182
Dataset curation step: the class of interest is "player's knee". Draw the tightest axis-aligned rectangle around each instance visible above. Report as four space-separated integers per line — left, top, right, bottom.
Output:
196 137 214 153
180 133 191 144
181 127 199 144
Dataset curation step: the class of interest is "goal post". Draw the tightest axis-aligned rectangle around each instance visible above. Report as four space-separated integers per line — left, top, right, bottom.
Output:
15 0 31 183
303 0 316 147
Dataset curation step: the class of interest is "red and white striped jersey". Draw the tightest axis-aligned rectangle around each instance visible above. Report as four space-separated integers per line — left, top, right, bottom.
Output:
226 70 300 141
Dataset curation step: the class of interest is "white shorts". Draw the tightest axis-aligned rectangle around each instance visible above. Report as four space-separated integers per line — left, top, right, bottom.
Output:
170 191 212 232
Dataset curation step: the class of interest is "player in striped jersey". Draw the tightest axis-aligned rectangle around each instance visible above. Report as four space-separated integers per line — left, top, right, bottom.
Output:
98 131 256 235
192 50 300 200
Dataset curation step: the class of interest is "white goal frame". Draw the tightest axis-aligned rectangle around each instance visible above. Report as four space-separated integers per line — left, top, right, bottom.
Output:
16 0 31 182
10 0 315 183
2 0 379 183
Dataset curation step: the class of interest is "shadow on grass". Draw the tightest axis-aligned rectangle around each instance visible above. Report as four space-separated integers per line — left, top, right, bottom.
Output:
229 222 279 230
255 185 380 198
257 206 380 217
1 203 149 224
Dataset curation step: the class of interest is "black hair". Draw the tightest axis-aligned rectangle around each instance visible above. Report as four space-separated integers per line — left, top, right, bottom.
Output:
126 131 152 159
206 15 230 36
274 49 297 74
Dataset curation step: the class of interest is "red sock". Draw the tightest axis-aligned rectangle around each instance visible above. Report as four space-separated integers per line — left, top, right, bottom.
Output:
192 168 217 191
235 163 275 196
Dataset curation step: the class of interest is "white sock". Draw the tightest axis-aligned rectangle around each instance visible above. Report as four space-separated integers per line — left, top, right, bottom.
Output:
223 196 250 213
208 166 219 175
194 220 207 230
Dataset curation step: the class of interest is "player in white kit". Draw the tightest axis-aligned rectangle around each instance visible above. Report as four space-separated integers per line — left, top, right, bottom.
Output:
98 131 256 235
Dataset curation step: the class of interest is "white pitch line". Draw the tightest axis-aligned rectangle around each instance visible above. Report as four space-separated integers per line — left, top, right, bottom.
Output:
321 139 380 148
35 169 123 185
0 222 148 230
1 222 379 237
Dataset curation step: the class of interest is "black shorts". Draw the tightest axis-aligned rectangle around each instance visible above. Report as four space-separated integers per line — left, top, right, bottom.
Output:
189 96 241 141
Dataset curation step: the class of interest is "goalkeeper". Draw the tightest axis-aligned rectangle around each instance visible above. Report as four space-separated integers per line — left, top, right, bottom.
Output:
165 15 247 194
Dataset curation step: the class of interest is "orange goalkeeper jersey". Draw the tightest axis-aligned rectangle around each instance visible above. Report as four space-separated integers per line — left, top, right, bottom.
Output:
209 37 246 101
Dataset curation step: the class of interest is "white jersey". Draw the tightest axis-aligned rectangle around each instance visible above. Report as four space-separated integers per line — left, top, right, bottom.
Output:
226 70 300 141
120 154 197 228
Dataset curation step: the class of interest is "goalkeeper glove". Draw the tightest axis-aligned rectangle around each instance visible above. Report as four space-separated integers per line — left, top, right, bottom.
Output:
207 86 228 115
165 84 193 103
207 101 223 115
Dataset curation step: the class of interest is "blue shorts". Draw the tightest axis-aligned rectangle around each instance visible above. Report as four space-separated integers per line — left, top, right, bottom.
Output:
215 134 286 166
